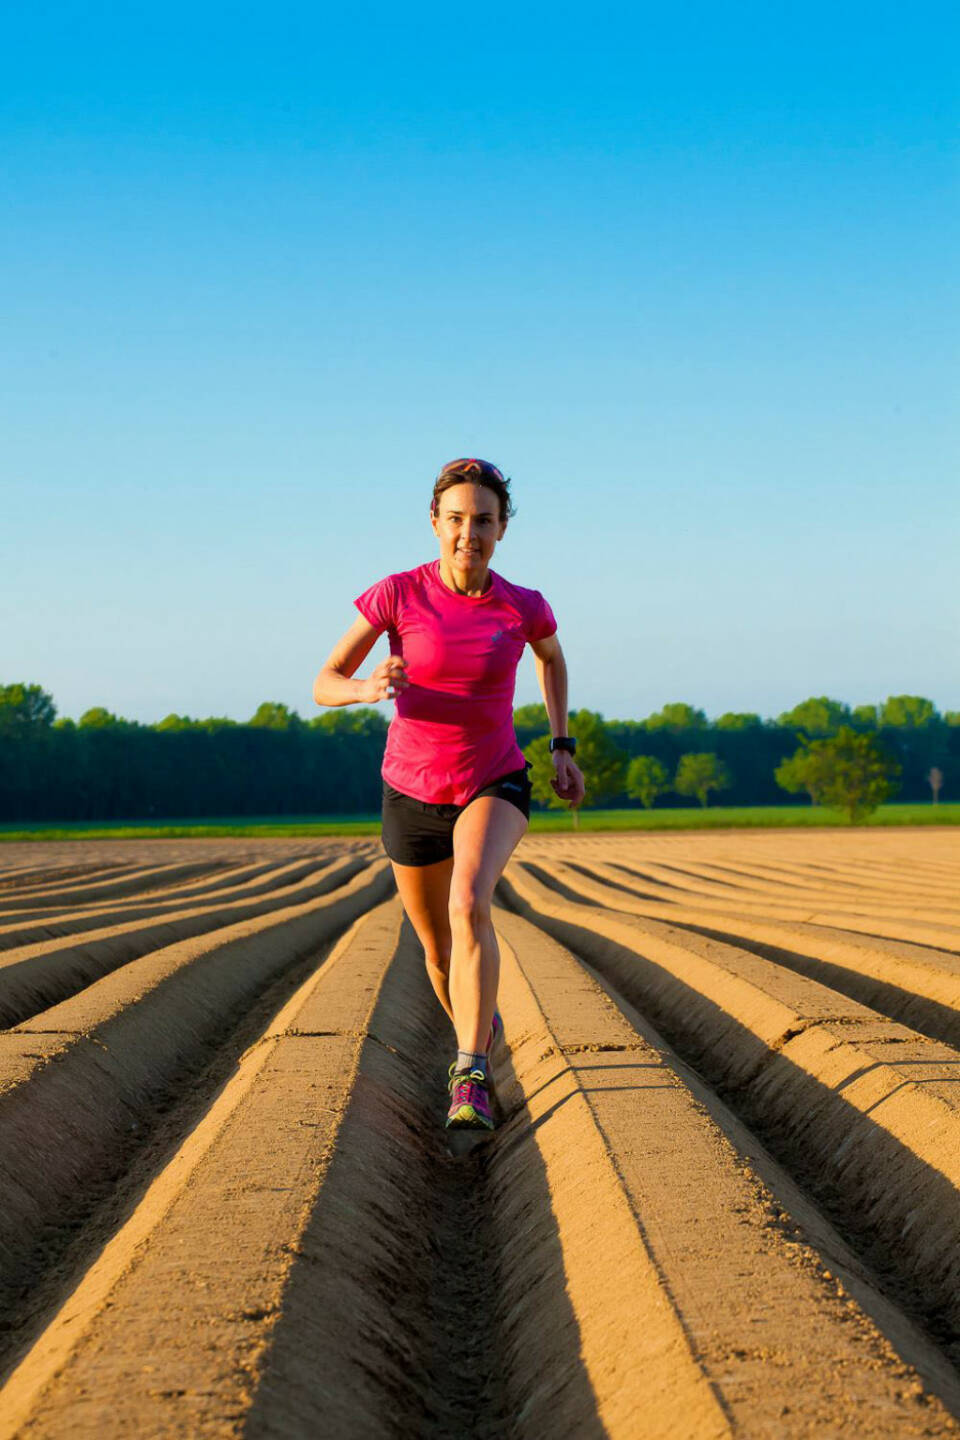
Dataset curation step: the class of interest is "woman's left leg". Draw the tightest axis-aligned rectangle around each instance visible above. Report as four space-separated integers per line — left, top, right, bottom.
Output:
390 856 455 1023
448 796 528 1055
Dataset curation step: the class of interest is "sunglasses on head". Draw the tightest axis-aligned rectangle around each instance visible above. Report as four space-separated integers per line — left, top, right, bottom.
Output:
436 458 505 485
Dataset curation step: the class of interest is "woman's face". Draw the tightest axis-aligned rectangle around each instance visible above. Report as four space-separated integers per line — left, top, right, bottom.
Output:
430 482 507 574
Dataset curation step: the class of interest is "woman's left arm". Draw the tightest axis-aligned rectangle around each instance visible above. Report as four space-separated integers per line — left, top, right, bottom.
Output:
529 632 586 807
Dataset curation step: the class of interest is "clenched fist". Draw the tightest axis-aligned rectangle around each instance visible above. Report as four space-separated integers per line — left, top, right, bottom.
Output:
551 750 586 808
362 655 410 704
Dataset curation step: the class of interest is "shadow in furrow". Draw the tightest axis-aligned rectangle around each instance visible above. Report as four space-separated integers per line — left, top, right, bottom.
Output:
243 922 603 1439
0 859 317 944
665 918 960 1052
496 888 960 1376
0 856 369 1029
562 861 665 904
0 862 228 912
520 862 595 906
524 862 960 1052
0 877 388 1367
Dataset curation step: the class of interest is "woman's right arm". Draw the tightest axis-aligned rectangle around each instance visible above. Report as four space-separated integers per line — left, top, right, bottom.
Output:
313 616 409 708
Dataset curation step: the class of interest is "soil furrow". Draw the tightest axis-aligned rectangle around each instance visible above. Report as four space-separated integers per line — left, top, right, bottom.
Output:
0 900 407 1439
2 899 737 1437
501 861 960 1363
493 906 960 1432
0 861 392 1324
0 861 233 911
0 863 133 893
0 832 957 1438
0 854 370 1027
0 855 348 950
587 857 960 926
692 857 960 902
650 856 960 905
533 859 960 1048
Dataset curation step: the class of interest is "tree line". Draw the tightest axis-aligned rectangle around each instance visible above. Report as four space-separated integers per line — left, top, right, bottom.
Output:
524 714 910 825
1 684 957 823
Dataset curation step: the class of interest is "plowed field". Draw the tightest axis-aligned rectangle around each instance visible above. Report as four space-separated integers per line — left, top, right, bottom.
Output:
0 830 957 1437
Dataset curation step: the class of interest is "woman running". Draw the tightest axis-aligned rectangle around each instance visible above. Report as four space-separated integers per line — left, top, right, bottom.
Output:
313 458 585 1131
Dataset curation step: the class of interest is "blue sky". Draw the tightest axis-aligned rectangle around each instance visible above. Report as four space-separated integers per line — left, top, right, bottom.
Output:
2 2 957 724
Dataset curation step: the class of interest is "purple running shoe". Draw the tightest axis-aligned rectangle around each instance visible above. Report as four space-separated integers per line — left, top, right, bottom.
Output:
446 1067 495 1131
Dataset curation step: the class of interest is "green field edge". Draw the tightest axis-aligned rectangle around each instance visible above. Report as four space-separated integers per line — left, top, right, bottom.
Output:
1 802 958 842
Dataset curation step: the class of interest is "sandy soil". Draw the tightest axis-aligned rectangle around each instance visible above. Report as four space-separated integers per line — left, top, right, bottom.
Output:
0 830 957 1437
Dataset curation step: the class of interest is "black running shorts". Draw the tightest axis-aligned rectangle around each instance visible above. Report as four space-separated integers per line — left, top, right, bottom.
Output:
381 764 532 867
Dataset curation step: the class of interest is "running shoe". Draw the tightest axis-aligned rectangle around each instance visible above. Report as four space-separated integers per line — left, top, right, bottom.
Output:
446 1067 495 1130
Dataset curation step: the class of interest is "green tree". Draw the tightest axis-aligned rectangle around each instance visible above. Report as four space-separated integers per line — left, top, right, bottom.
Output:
524 736 561 814
249 702 301 730
775 744 834 804
626 755 669 808
714 712 762 730
674 753 731 808
311 708 388 737
0 682 56 731
775 727 900 822
513 703 549 730
946 712 960 727
851 704 878 729
524 710 626 827
777 697 850 734
825 728 901 822
879 695 939 728
154 713 196 731
78 706 122 728
643 702 707 731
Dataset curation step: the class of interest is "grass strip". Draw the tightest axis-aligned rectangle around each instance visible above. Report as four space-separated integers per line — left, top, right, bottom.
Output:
1 802 958 842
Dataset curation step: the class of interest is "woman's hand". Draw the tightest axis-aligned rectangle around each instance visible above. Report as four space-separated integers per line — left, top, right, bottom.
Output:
361 655 409 704
551 750 586 807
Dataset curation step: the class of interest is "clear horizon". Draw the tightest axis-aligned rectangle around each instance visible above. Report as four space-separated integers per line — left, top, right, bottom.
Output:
3 3 956 725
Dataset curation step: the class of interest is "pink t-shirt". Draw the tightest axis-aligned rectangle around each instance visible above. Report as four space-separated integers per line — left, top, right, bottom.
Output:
354 560 557 805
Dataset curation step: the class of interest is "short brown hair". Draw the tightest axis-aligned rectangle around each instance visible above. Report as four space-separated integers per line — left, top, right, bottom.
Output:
431 458 515 522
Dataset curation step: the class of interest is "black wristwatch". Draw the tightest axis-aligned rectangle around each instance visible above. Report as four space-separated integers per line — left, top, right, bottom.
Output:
549 737 577 755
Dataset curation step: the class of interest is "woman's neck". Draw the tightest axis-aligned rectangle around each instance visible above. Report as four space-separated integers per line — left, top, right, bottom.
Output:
437 556 492 597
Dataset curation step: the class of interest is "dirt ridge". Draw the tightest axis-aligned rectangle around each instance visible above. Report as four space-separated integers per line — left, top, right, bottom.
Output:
0 860 392 1321
501 859 960 1359
0 854 372 1027
0 832 958 1436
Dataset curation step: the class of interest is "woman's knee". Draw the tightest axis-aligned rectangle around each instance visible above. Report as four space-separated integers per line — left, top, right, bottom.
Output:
448 881 492 933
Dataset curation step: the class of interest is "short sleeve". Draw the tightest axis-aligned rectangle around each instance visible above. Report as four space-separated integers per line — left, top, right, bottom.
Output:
354 574 398 633
525 590 557 643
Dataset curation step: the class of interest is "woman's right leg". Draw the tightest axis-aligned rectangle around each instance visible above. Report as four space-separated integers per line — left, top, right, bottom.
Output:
390 856 456 1025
